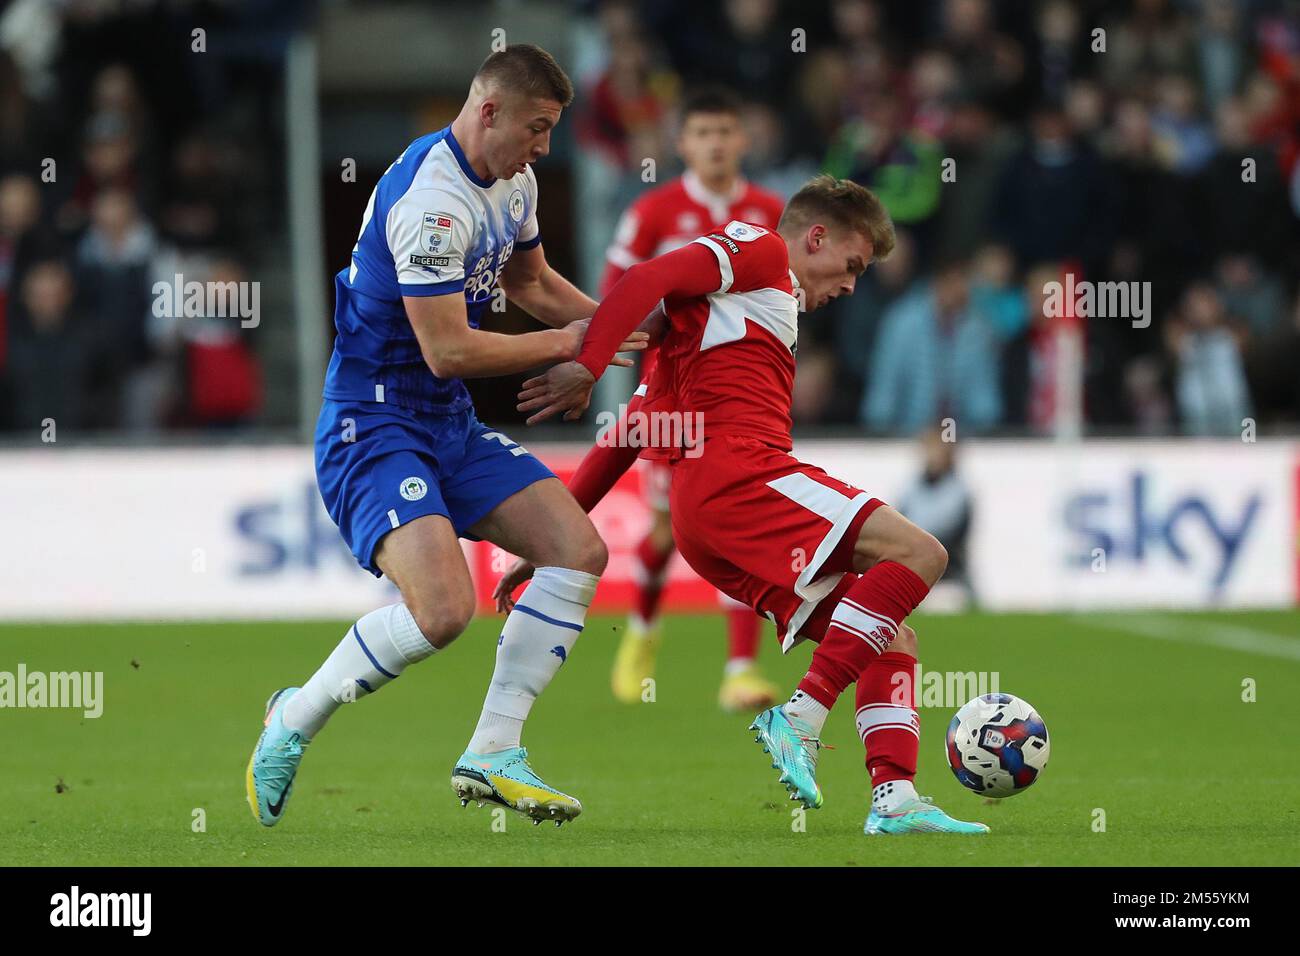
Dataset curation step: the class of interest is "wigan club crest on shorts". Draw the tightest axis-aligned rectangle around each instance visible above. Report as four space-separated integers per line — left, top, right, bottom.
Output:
399 476 428 501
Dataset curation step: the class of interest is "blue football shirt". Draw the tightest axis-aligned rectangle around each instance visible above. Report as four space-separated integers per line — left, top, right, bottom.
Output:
323 126 541 414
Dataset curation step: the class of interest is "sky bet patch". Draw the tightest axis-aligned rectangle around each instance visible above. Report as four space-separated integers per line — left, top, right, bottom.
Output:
421 212 453 254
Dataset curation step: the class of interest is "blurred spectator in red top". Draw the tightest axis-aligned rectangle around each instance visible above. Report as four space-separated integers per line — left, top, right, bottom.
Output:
576 4 674 172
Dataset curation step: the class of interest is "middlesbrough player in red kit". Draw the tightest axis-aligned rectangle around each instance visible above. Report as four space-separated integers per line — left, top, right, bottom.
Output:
597 89 786 713
507 176 989 835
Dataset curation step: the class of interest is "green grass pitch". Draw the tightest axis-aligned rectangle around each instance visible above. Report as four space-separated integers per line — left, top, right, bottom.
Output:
2 611 1297 866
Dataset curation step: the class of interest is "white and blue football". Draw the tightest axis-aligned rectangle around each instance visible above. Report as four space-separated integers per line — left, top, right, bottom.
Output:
946 693 1049 798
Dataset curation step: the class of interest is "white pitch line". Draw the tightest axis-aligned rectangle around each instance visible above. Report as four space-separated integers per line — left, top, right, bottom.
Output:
1078 614 1300 663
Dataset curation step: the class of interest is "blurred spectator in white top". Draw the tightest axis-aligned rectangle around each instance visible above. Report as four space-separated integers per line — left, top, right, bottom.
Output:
1168 281 1251 436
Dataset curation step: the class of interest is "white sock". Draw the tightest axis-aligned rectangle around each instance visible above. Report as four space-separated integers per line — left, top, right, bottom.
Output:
871 778 919 813
468 566 598 754
724 656 755 677
783 689 829 737
282 603 436 737
626 612 657 640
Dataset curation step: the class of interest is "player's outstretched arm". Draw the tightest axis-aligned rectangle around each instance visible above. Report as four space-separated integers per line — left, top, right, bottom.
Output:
577 242 722 377
516 242 721 425
498 243 600 328
405 292 646 380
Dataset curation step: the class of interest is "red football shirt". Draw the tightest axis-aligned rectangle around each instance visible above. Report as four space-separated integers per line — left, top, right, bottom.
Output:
601 172 785 296
579 220 800 455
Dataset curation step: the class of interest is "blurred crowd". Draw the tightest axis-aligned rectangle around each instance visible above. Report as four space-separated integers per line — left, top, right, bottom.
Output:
0 0 290 436
572 0 1300 436
3 0 1297 440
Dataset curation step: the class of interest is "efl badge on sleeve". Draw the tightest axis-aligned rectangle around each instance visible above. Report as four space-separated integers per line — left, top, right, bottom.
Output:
422 213 453 254
725 220 767 243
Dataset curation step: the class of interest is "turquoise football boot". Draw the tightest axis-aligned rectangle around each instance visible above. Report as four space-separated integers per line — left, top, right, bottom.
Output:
451 746 582 827
749 705 825 809
245 687 310 827
864 795 990 835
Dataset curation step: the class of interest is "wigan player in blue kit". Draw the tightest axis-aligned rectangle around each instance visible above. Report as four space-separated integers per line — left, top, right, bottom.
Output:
246 45 646 828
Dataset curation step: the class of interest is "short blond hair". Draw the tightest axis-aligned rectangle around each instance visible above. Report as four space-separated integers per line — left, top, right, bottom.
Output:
778 175 895 261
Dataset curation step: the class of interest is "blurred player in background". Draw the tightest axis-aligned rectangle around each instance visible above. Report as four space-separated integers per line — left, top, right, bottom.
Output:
599 88 786 712
509 176 988 836
246 45 646 830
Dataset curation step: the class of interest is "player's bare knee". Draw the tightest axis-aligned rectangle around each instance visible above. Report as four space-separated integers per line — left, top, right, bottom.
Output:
409 593 474 649
563 526 608 576
527 523 606 577
927 534 949 582
891 622 918 656
577 533 609 576
909 531 948 586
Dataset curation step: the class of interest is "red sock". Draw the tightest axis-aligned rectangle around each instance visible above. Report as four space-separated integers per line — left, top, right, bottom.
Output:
855 651 919 785
633 533 673 624
796 561 930 709
725 604 760 662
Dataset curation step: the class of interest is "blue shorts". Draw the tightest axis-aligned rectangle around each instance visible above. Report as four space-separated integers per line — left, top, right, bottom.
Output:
314 399 554 576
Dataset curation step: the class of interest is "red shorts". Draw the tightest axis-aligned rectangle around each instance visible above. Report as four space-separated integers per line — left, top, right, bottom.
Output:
669 435 883 652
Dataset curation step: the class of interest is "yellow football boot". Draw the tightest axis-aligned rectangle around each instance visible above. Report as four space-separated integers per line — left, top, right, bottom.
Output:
611 617 660 704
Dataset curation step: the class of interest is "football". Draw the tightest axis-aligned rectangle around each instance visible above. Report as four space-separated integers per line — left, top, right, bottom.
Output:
946 694 1050 798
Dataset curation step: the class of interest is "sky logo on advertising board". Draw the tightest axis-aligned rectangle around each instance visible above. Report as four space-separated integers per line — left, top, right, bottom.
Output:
1064 472 1261 592
234 483 358 575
